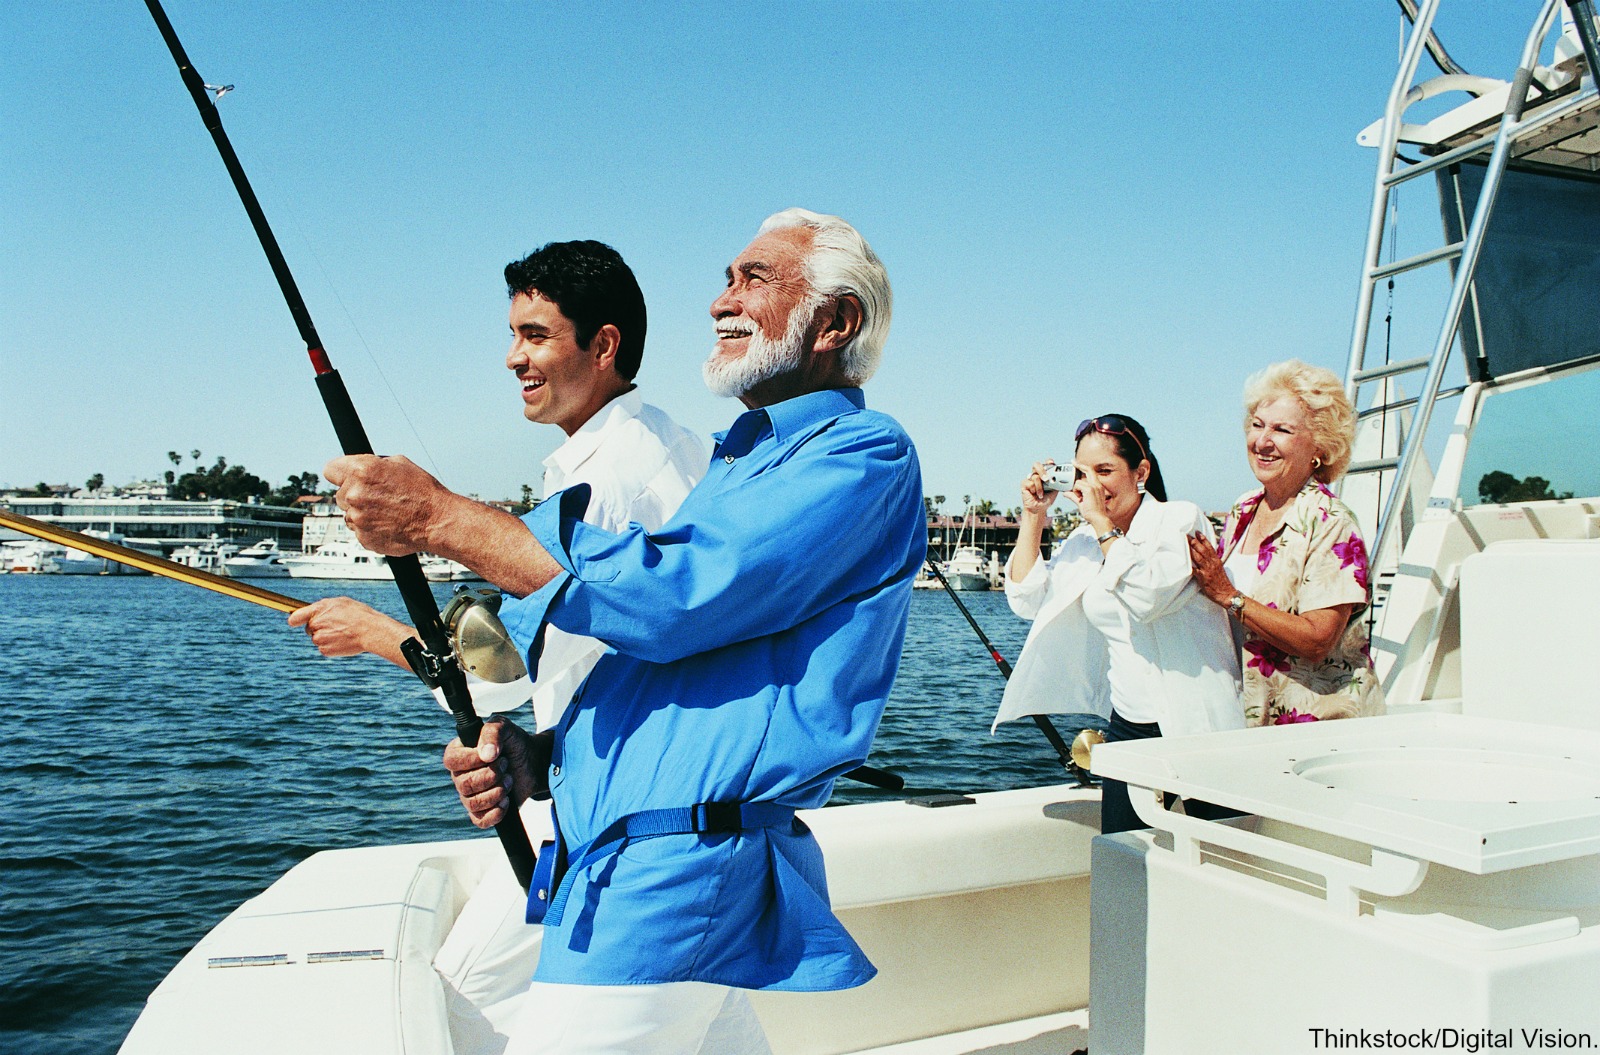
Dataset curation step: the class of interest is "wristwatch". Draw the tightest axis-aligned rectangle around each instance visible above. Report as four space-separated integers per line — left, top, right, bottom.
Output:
1096 528 1124 545
1227 593 1247 616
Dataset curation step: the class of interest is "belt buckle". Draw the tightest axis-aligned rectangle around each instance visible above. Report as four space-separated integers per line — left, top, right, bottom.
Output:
691 802 741 833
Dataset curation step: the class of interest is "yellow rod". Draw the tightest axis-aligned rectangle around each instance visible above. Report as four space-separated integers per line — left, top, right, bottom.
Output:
0 508 307 614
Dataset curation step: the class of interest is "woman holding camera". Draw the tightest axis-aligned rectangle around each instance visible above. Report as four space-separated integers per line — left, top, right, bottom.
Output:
994 414 1244 834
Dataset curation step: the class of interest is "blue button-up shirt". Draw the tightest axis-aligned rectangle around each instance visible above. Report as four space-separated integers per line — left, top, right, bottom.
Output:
499 387 925 992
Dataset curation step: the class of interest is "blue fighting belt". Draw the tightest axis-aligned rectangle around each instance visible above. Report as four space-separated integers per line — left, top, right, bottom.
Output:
527 801 797 927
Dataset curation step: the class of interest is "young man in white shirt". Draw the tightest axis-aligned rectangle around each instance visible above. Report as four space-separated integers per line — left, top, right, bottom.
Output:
287 241 705 1040
289 239 704 723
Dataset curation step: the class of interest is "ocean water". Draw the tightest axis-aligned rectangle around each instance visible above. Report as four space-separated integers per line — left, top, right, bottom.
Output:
0 575 1073 1055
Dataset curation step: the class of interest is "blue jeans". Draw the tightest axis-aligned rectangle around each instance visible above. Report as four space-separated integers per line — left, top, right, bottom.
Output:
1100 710 1161 835
1099 710 1240 835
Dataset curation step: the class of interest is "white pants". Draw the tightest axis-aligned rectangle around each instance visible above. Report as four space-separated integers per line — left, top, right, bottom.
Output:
505 979 773 1055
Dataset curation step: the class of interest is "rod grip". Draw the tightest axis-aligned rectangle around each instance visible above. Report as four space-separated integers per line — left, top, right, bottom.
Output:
468 712 537 890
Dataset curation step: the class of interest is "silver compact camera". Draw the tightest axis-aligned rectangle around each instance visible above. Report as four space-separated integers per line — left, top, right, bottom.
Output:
1042 464 1078 493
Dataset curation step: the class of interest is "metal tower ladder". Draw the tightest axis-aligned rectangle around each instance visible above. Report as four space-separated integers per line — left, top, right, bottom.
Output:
1341 0 1600 570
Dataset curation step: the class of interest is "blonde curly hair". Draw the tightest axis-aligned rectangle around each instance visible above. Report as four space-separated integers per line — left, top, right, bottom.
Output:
1242 360 1355 484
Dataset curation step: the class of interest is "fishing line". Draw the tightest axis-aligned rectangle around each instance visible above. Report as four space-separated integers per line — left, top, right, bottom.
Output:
283 209 445 478
197 78 442 479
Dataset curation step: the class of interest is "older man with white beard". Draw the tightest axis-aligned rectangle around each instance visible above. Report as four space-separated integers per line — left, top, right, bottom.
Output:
323 208 926 1054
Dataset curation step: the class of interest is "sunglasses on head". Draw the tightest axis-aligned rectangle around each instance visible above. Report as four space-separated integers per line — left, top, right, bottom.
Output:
1075 414 1149 462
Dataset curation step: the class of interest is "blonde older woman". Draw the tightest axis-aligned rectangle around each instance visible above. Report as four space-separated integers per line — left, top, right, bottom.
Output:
1188 361 1383 724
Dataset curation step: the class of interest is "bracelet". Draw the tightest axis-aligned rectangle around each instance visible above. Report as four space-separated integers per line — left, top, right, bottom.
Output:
1096 527 1124 545
1227 593 1246 616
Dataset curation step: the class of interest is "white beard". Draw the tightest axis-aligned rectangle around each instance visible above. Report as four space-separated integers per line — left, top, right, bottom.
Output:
703 296 820 399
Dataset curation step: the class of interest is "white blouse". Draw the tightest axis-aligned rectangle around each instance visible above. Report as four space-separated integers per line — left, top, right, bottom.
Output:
994 496 1244 738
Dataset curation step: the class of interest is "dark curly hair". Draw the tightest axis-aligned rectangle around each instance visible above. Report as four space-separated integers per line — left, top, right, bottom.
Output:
504 240 646 380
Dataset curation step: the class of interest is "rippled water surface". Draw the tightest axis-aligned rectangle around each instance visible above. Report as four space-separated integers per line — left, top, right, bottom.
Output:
0 576 1069 1054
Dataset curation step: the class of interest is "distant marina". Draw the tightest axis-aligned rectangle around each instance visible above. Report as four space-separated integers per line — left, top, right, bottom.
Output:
0 495 494 584
3 493 1072 589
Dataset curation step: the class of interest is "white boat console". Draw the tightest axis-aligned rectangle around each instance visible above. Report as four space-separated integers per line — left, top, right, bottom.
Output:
1090 536 1600 1051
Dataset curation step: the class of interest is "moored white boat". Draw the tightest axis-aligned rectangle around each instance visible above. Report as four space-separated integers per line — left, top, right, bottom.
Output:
281 541 395 581
941 547 991 591
424 556 487 583
222 538 299 579
3 539 65 573
170 539 240 574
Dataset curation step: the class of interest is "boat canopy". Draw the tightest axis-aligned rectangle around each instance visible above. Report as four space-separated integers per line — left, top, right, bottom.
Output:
1439 158 1600 380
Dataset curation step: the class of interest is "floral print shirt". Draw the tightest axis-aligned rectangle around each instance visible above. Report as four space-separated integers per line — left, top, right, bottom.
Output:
1218 480 1384 725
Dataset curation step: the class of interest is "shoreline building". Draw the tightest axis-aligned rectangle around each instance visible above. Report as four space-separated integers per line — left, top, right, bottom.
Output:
0 496 305 556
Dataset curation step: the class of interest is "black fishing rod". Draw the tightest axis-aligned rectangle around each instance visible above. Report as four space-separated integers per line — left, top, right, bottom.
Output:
922 558 1081 776
143 0 536 890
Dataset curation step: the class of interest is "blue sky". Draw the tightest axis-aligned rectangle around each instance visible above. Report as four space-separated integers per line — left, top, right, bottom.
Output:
0 2 1552 515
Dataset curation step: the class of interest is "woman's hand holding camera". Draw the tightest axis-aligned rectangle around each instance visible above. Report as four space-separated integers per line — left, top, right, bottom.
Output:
1021 461 1063 516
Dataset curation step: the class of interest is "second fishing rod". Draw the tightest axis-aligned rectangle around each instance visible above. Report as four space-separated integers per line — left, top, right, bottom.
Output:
922 557 1097 782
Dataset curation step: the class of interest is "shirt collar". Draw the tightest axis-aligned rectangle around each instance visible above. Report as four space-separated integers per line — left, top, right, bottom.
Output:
544 388 642 477
712 387 866 453
764 387 864 442
1126 493 1163 541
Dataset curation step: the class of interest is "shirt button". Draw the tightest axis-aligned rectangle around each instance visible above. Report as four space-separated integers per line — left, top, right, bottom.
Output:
551 765 560 776
724 454 735 464
536 889 547 900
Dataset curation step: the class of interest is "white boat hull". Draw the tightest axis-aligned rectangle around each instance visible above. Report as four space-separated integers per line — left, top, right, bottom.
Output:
282 543 394 581
119 785 1097 1055
223 540 299 578
943 573 990 591
942 548 991 590
283 561 393 580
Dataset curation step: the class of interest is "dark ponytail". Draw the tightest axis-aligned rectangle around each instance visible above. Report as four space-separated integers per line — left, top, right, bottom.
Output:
1078 413 1167 501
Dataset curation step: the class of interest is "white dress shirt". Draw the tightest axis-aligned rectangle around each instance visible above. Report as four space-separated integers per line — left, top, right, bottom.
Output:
993 496 1243 738
529 389 706 729
448 388 705 726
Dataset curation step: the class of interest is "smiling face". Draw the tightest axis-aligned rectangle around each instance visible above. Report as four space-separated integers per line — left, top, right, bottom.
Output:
1072 431 1149 529
1246 394 1321 497
506 292 617 435
704 226 821 401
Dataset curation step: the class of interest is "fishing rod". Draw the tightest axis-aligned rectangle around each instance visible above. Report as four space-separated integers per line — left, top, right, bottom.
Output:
142 0 535 890
0 508 532 689
0 510 303 612
922 557 1096 782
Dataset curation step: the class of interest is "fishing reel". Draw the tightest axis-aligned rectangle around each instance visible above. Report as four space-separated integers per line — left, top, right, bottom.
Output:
440 588 528 684
401 587 529 689
1068 728 1105 787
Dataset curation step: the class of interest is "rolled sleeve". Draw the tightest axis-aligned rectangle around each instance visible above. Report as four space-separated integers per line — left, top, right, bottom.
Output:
1003 552 1050 619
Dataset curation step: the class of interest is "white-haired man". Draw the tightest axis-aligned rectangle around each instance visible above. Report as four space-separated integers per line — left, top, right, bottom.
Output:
324 209 926 1053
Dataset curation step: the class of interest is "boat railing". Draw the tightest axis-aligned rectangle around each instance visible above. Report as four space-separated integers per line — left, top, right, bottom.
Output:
1342 0 1600 574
